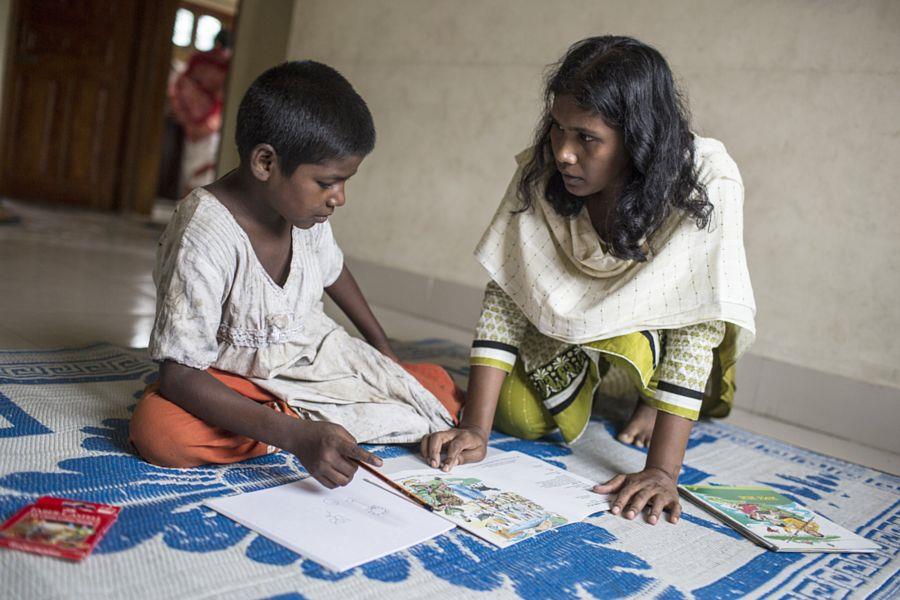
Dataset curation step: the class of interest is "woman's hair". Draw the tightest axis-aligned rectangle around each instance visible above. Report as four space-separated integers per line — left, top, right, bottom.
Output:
517 36 711 261
236 61 375 175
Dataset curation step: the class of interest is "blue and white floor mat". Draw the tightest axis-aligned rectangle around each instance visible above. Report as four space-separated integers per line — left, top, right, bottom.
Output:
0 342 897 599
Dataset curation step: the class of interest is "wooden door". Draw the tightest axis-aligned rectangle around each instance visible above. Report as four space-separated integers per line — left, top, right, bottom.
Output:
0 0 139 209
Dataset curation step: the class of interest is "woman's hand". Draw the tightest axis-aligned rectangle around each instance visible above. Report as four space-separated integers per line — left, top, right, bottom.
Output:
420 426 489 471
285 420 383 489
593 466 681 525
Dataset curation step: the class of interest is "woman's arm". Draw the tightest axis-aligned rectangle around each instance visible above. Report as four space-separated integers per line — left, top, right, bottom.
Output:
324 265 399 361
593 321 726 524
593 412 692 524
158 361 382 487
420 281 527 469
420 365 506 470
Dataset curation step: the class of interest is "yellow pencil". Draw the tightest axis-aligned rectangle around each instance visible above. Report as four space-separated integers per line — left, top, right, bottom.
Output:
353 459 433 512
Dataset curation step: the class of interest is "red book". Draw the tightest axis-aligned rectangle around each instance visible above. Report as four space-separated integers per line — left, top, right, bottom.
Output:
0 496 120 561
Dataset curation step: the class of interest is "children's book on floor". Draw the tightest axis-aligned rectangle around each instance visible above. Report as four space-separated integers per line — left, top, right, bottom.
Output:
678 484 880 553
204 476 454 572
205 449 608 572
386 450 610 548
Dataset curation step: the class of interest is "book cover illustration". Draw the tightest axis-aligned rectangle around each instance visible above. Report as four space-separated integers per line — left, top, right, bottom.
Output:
0 496 121 561
397 474 568 548
681 485 878 552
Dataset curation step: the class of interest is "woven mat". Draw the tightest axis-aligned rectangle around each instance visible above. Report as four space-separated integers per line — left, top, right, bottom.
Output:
0 342 897 599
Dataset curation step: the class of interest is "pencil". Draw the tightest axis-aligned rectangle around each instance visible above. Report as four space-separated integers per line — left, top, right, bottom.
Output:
353 459 433 512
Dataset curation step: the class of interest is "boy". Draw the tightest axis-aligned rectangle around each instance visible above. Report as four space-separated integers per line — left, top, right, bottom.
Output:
130 61 462 488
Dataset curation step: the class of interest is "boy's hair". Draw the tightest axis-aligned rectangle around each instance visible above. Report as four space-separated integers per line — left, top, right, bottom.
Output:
517 36 710 262
235 61 375 175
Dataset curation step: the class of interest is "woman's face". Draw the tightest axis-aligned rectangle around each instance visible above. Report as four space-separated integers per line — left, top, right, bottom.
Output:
549 94 631 199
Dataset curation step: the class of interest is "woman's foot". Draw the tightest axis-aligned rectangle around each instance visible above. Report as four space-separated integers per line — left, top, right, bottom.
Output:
617 401 657 448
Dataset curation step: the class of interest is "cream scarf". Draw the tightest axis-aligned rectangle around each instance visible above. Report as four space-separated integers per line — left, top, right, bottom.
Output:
474 135 756 345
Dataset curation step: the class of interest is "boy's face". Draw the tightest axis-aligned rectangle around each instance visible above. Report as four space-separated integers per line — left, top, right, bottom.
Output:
268 154 364 229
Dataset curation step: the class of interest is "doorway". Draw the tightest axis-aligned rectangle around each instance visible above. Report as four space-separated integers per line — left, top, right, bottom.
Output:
157 1 239 203
0 0 240 215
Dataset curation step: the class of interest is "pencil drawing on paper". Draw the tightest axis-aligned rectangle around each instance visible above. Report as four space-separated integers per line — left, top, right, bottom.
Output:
321 496 389 521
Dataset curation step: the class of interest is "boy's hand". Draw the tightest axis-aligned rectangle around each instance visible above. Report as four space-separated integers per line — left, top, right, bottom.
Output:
420 426 488 471
593 467 681 525
287 421 383 489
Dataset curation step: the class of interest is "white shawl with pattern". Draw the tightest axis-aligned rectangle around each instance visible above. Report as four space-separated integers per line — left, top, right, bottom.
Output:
474 136 756 345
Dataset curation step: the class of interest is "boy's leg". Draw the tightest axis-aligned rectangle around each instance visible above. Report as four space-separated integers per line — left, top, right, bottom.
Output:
129 369 296 468
400 362 464 424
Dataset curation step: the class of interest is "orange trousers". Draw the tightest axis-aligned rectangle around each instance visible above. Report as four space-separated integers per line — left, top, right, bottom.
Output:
129 363 464 468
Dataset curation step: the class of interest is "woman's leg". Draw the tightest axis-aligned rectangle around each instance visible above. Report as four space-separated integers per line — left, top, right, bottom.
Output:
493 362 557 440
617 401 658 448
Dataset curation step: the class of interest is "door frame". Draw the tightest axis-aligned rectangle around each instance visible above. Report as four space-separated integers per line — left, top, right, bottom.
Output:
118 0 180 214
0 0 178 214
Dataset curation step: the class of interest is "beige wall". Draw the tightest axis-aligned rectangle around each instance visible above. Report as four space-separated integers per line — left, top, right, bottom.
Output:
219 0 296 173
279 1 900 390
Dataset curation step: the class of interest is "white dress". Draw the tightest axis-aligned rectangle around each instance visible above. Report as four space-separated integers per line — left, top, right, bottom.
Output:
149 188 453 443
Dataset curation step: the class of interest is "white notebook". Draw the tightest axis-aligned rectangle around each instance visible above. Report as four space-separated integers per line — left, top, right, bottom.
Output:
205 475 454 572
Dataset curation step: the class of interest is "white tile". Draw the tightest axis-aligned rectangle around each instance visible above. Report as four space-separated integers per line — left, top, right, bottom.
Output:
0 285 156 316
0 325 32 349
4 313 155 349
728 407 900 476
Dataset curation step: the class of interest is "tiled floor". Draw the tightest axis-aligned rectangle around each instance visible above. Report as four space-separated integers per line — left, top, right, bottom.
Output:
1 199 898 475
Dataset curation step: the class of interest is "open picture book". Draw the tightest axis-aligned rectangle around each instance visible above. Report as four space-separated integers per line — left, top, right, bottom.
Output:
386 450 609 548
678 484 879 553
206 449 610 572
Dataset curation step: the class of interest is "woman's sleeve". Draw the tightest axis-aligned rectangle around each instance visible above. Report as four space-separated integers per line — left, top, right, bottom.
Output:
645 320 727 420
316 222 345 287
470 281 528 374
149 235 230 371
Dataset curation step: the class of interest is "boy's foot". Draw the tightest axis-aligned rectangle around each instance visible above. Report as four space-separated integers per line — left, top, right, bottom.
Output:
617 401 657 448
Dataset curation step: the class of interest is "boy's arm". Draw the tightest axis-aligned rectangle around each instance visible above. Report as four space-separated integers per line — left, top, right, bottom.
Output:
158 361 381 486
593 412 691 524
324 265 399 361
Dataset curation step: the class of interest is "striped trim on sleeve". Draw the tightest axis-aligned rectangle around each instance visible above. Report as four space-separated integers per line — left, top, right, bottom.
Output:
470 340 518 373
471 281 528 373
645 380 704 420
644 321 726 421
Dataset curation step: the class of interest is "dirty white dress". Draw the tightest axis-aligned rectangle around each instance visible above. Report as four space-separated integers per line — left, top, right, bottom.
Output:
148 188 453 444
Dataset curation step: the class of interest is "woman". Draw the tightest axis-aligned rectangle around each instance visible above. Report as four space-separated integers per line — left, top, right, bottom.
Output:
422 36 755 525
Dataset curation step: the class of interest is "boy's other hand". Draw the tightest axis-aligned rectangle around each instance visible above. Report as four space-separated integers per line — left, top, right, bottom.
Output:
592 467 681 525
420 426 488 472
289 421 383 489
